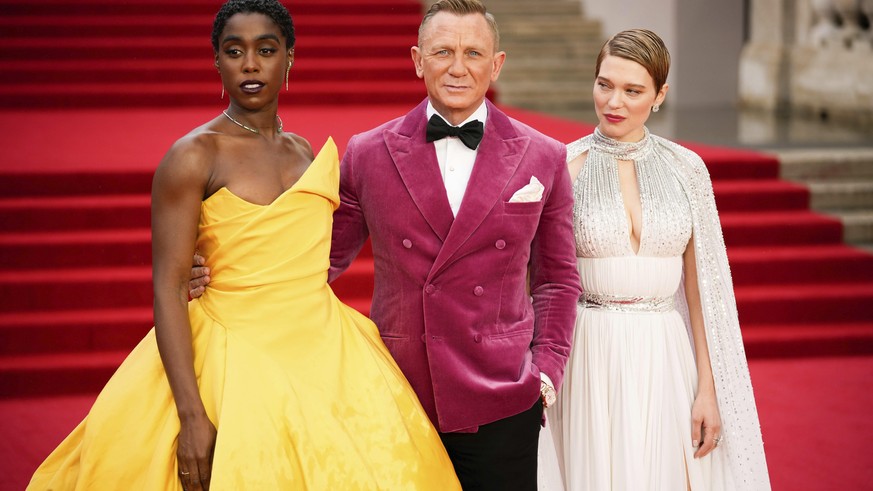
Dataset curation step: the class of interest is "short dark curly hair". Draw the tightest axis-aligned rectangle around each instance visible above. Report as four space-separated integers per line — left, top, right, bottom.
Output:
211 0 295 52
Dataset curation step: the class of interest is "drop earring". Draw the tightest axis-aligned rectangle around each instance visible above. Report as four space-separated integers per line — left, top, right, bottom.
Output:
215 61 224 99
285 62 292 91
652 104 660 113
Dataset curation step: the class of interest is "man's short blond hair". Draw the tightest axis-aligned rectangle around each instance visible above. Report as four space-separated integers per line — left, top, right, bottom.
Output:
419 0 500 50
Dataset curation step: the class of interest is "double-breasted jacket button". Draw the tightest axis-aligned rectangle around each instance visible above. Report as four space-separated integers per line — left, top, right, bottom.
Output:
473 286 484 296
495 239 506 250
402 239 413 249
425 284 436 294
473 333 483 343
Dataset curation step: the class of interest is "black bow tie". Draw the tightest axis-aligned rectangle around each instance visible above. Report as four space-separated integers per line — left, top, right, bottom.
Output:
425 114 484 150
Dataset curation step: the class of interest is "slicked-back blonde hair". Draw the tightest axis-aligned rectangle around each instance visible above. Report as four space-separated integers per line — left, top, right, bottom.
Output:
419 0 500 50
595 29 670 93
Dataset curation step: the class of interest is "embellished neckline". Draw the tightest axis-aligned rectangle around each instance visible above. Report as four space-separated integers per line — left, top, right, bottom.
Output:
591 126 653 161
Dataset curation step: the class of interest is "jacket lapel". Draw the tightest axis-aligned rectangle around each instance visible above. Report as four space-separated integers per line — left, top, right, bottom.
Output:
431 101 530 277
385 100 454 242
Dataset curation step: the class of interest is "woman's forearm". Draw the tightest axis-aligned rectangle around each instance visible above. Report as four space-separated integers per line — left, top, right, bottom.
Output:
154 284 207 420
683 235 716 396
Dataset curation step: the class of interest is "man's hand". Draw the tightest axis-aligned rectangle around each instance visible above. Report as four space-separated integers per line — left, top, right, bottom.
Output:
189 253 210 299
540 380 556 408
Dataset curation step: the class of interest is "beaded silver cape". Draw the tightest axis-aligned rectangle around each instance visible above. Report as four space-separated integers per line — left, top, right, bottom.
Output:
566 128 771 490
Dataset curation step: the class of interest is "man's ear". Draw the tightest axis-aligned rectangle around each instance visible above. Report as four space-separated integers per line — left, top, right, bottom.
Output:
490 50 507 83
411 46 424 79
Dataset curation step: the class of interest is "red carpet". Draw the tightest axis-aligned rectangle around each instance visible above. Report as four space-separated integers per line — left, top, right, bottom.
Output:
2 0 873 488
3 357 871 490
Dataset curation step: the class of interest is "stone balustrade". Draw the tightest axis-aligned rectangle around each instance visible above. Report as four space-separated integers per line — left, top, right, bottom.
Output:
808 0 872 49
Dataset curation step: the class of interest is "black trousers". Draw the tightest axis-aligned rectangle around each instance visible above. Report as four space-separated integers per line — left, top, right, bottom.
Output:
439 399 543 491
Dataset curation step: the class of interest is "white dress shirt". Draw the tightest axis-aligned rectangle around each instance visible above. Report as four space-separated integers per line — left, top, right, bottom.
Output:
426 101 488 217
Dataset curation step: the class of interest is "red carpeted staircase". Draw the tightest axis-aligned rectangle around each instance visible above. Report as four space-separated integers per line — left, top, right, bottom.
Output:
0 0 422 396
704 153 873 358
3 119 873 399
0 161 378 396
0 0 426 107
1 0 873 398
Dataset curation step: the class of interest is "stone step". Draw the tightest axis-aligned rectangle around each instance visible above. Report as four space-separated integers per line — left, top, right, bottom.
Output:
832 210 873 243
498 83 593 111
499 21 601 37
500 104 593 122
484 0 604 118
500 68 590 82
857 243 873 254
498 81 593 97
501 39 602 50
777 148 873 180
503 56 599 69
502 99 592 112
498 96 592 111
501 67 589 78
805 180 873 210
775 148 873 246
507 96 591 106
501 45 599 60
501 57 593 71
488 2 584 16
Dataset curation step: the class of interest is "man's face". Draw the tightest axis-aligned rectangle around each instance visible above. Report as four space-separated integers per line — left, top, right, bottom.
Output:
411 12 506 126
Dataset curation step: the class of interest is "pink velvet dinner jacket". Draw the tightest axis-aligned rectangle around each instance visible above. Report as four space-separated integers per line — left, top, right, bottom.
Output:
329 99 581 432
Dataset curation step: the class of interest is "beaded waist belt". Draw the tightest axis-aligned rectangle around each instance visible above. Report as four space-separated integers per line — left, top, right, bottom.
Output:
580 292 675 313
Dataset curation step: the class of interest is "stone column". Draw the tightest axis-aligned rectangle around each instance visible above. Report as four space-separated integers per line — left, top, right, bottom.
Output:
738 0 795 112
740 0 873 125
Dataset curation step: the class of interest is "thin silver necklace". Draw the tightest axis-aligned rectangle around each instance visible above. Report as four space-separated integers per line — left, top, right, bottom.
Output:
222 110 283 135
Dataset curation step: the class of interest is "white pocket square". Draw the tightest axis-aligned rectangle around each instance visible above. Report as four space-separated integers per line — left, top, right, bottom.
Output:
508 176 544 203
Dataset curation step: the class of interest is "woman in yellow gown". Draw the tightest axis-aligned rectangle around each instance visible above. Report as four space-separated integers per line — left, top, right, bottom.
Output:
28 1 460 489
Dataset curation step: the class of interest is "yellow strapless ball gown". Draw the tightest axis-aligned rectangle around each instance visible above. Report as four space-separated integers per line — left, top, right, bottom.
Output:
28 138 460 490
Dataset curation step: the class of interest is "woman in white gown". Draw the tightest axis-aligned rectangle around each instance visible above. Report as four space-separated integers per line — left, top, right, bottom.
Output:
539 29 770 490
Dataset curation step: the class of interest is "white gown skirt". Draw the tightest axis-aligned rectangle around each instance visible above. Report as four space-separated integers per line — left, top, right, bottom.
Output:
540 256 731 491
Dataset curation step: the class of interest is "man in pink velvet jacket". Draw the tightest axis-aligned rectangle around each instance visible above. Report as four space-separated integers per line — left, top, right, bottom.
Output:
328 1 580 488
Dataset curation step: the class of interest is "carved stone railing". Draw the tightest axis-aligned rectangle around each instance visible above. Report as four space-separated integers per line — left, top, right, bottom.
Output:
739 0 873 125
807 0 873 48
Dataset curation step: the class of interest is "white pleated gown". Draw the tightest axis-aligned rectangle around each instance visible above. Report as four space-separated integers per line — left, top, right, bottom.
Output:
540 130 733 491
549 256 731 491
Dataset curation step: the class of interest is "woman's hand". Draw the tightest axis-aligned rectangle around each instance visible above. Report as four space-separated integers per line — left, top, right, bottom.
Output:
691 390 722 459
177 414 217 491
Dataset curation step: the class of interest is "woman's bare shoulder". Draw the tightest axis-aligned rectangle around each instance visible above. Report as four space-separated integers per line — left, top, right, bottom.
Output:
153 124 222 192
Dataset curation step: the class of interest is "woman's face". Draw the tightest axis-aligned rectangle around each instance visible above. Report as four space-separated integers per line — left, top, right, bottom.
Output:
593 54 667 142
215 12 292 110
